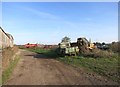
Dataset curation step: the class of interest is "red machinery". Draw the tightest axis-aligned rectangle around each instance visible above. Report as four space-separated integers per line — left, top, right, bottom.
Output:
25 43 38 48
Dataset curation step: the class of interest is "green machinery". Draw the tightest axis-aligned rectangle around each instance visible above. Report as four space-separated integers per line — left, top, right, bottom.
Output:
58 37 95 56
58 42 79 56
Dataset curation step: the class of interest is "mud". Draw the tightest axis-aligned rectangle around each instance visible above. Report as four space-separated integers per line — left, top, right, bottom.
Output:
5 49 118 85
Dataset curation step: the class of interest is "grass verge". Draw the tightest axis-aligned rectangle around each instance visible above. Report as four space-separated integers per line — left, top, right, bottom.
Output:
2 56 20 84
57 56 119 83
26 47 119 83
26 48 59 58
0 76 2 86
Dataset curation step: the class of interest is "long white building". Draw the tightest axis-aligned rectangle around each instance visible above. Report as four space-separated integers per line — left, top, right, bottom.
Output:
0 27 14 50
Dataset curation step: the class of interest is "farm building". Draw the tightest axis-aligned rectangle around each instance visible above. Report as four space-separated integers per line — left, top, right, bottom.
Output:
0 27 14 50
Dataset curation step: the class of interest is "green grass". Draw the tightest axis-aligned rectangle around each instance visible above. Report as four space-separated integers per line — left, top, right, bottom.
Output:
0 75 2 86
2 56 20 84
57 56 119 82
26 47 59 58
26 47 119 83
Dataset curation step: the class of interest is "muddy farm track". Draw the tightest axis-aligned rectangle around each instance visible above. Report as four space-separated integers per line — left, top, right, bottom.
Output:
5 49 118 85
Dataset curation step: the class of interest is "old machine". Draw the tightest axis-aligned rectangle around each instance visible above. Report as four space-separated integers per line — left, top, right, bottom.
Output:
58 37 96 56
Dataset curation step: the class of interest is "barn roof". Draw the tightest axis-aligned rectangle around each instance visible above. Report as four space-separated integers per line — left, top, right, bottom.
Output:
6 33 14 40
0 27 14 40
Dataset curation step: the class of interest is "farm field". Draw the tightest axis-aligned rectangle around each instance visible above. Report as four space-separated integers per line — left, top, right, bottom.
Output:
1 1 119 86
3 47 119 85
27 48 119 83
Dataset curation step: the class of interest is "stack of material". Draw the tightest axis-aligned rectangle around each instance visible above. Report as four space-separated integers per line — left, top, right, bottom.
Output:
77 37 89 54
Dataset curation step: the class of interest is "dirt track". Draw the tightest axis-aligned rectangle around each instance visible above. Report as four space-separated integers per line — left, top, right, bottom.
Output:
5 49 118 85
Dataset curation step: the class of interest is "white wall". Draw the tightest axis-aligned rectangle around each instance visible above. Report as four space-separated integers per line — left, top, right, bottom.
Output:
0 29 2 50
0 28 14 49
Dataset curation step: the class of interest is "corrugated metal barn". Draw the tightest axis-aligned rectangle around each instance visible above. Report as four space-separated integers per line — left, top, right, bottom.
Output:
0 27 14 50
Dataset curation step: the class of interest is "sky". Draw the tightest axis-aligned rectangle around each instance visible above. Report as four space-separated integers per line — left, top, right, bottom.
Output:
2 2 118 45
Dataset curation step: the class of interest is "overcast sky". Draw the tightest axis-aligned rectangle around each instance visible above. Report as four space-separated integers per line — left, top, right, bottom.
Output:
2 2 118 45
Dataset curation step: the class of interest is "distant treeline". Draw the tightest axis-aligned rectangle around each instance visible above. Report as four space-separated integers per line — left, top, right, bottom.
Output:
94 41 119 53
